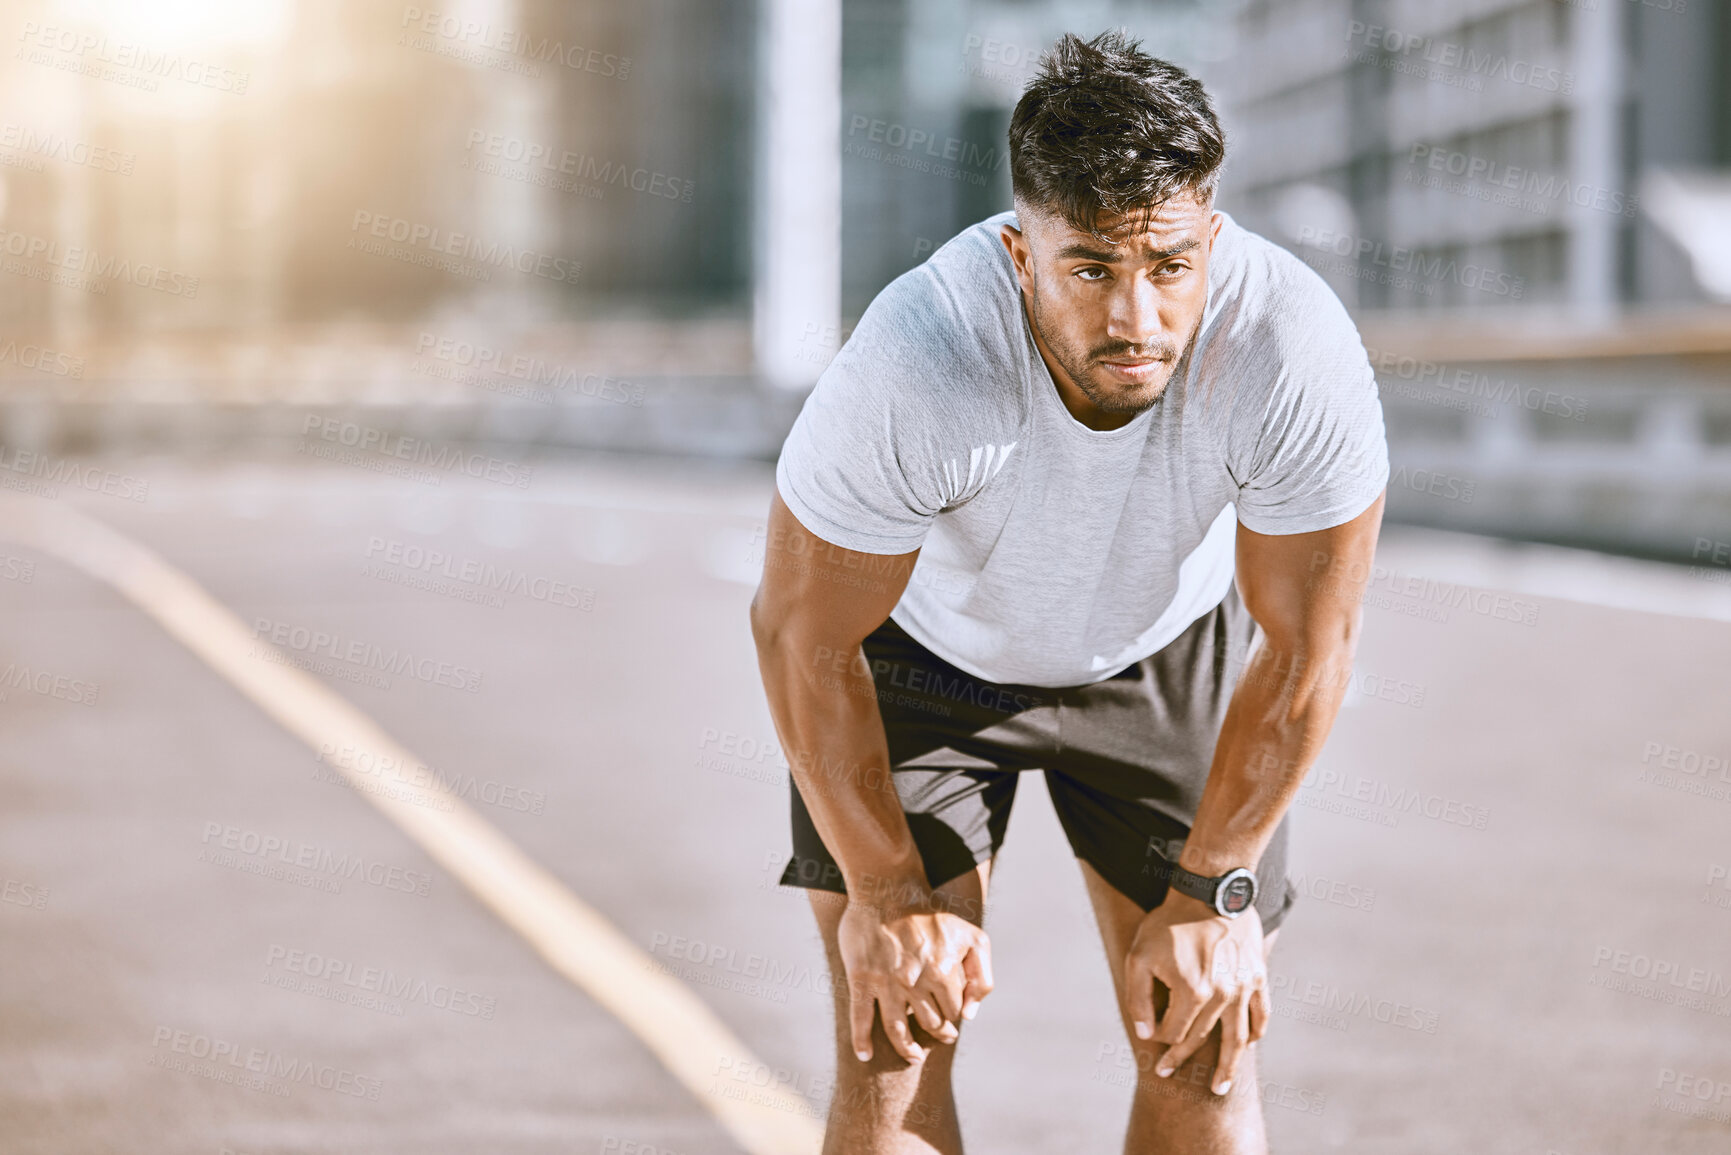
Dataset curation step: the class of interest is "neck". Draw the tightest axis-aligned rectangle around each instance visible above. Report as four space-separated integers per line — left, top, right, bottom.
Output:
1022 295 1141 432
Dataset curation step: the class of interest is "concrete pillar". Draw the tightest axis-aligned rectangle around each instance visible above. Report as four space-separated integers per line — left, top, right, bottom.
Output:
1568 0 1622 316
753 0 842 391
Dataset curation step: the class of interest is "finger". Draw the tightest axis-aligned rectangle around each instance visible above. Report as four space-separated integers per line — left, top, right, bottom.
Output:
1211 994 1250 1095
1151 978 1210 1047
1156 988 1225 1077
1248 979 1270 1042
1125 956 1160 1041
848 980 876 1062
960 934 995 1020
883 1001 928 1065
909 992 951 1040
922 968 965 1027
924 931 968 1023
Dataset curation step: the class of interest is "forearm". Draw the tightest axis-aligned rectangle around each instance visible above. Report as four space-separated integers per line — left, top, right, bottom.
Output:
1178 630 1355 877
754 629 928 905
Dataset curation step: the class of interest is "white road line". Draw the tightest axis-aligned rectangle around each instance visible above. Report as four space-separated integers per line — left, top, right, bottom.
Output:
0 497 822 1155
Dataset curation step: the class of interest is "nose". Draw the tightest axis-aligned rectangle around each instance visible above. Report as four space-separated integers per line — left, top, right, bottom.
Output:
1104 270 1166 350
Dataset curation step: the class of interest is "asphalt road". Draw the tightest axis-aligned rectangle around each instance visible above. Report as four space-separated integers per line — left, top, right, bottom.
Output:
1 451 1728 1154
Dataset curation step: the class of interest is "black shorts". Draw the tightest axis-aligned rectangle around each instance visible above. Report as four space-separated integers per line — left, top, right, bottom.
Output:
779 583 1296 931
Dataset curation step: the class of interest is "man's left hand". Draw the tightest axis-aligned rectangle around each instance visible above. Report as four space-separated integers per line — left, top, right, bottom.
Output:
1124 889 1269 1096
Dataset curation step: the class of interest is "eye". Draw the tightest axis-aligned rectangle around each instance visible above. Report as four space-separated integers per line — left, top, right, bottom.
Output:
1075 266 1108 281
1156 262 1190 278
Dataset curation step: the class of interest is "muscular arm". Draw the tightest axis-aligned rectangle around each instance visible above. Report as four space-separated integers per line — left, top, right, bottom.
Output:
1126 491 1385 1094
748 489 993 1063
1180 491 1387 878
747 489 925 905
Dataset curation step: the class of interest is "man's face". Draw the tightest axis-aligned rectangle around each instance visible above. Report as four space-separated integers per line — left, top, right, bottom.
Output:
1000 191 1220 419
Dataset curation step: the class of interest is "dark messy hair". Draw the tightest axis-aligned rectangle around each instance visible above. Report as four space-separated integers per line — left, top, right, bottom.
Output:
1008 29 1226 239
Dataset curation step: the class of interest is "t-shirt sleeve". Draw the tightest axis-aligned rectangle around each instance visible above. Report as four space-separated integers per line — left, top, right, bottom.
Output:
773 286 954 555
1229 273 1390 536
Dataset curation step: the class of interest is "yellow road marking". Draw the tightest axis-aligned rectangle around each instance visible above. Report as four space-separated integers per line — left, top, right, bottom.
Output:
0 497 822 1155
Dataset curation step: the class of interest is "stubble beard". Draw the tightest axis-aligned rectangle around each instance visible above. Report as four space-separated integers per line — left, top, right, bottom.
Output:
1025 280 1201 416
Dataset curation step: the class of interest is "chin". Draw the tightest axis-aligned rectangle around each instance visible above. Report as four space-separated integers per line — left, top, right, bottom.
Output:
1086 374 1169 414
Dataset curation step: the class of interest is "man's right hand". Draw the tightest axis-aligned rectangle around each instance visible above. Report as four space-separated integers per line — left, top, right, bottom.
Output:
837 893 994 1064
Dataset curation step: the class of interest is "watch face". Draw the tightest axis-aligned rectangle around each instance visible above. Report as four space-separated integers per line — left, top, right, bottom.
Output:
1219 872 1256 915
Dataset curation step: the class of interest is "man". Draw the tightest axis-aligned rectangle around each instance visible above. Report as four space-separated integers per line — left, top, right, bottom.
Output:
750 29 1387 1155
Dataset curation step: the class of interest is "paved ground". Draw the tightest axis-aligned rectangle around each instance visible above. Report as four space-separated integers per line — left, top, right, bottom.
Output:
1 451 1728 1154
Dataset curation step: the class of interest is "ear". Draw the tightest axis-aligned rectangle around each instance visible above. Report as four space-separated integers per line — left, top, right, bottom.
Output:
999 223 1035 296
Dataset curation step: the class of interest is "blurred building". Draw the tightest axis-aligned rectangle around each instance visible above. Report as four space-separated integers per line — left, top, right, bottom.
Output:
837 0 1234 318
1199 0 1731 557
0 0 754 341
1206 0 1731 311
1 0 1727 557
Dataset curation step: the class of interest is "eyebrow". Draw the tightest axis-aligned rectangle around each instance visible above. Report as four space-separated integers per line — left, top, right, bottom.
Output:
1054 236 1202 264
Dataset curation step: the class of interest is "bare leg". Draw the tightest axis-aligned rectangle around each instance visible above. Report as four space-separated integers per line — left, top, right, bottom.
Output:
1078 859 1281 1155
808 859 991 1155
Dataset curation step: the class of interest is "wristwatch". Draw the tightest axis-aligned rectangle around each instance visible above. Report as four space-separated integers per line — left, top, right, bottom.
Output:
1167 864 1259 918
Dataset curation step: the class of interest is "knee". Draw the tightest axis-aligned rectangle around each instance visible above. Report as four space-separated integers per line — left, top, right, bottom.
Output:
835 1019 962 1082
825 1076 955 1132
1110 1034 1244 1108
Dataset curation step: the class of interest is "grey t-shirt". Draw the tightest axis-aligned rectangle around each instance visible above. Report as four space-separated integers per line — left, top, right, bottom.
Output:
774 208 1388 688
